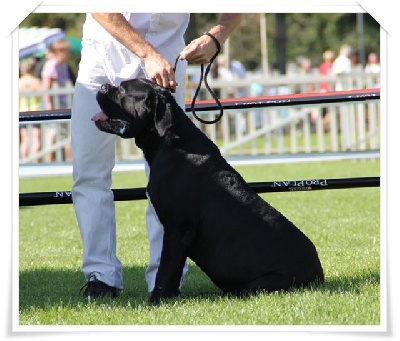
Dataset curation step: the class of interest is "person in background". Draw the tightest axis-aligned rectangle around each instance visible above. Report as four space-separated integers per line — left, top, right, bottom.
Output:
19 57 42 162
350 52 362 72
331 44 352 91
230 59 247 97
365 52 380 88
319 49 334 93
365 52 380 74
296 56 315 93
317 49 335 130
36 48 76 85
34 50 53 80
41 39 74 162
216 55 235 97
72 13 243 300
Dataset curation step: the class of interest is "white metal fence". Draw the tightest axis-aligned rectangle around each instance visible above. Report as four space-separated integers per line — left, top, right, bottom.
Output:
19 72 380 164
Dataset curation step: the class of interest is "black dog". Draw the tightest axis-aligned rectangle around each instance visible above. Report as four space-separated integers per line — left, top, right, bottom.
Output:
94 78 324 303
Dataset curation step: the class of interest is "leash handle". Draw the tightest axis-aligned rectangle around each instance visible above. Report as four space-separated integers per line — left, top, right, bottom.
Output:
174 32 224 125
191 32 223 124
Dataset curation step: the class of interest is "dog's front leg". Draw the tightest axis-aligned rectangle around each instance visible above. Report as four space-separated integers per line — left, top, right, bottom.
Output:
150 231 189 304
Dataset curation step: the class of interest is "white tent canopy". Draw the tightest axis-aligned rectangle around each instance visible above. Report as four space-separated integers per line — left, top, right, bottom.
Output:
19 27 65 59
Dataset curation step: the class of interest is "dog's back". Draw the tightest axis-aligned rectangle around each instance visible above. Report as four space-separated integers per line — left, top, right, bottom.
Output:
146 95 324 295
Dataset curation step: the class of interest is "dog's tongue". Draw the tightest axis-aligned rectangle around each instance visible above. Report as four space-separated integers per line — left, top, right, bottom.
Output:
91 111 109 122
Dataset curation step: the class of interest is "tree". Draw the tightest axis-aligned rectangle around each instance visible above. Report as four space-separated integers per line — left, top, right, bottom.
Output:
20 13 380 73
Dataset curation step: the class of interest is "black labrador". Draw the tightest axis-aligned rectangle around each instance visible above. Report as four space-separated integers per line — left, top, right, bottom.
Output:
93 78 324 303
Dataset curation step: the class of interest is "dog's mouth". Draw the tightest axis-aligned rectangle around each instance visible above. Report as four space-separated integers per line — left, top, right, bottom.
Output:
92 84 130 137
96 118 130 136
92 112 130 136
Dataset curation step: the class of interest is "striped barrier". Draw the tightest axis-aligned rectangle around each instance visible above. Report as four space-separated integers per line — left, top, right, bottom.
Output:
19 88 380 207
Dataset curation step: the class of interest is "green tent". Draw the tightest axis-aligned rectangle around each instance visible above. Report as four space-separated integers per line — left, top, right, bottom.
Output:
65 36 82 56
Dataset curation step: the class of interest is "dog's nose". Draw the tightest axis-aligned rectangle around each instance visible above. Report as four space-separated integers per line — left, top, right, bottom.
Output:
100 83 112 93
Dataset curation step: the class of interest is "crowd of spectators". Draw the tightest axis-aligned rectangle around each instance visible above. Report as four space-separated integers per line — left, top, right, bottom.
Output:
19 38 75 162
19 40 380 162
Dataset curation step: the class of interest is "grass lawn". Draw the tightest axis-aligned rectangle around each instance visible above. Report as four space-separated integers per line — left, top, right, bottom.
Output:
17 159 381 329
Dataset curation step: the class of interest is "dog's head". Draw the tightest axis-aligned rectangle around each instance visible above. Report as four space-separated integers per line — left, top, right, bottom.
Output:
95 78 173 138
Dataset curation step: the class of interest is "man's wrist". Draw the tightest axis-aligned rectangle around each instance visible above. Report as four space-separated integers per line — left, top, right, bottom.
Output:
203 32 221 52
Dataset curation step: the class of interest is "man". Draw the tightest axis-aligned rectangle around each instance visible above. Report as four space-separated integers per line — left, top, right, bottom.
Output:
71 13 242 299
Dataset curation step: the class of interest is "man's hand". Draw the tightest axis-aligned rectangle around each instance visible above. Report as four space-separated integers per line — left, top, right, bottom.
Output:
179 34 219 65
142 50 177 92
180 13 242 65
91 13 177 92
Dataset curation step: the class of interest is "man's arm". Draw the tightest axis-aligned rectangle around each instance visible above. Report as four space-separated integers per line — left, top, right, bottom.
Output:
207 13 243 45
91 13 177 90
180 14 243 64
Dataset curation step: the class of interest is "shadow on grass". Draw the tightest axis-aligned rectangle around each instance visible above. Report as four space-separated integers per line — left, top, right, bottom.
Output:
320 270 380 294
18 264 380 311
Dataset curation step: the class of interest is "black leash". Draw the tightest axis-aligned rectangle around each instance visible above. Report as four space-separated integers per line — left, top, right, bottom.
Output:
173 32 224 124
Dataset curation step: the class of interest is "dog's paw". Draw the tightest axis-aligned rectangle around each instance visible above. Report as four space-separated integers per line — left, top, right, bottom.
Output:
149 286 181 305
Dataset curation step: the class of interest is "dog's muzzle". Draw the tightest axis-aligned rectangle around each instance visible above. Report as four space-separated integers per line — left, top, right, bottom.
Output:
96 118 130 136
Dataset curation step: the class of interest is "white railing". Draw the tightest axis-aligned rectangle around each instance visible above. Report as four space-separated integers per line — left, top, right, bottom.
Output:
19 73 380 164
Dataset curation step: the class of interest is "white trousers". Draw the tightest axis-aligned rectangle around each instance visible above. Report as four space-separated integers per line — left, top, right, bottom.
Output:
71 41 188 291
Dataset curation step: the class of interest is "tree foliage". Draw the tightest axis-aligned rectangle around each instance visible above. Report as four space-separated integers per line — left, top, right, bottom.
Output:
187 13 380 70
20 12 380 71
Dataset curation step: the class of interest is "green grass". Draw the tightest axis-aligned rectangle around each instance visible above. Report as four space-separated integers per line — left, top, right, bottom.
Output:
18 159 381 327
213 130 380 155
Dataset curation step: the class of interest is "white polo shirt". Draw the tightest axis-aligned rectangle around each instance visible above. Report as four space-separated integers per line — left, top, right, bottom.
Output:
81 13 190 85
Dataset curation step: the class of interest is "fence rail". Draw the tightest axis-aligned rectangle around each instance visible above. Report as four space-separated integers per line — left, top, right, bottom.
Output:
19 72 380 164
19 176 380 206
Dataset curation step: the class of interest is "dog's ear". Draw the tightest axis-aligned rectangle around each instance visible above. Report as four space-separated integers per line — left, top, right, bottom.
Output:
154 93 173 137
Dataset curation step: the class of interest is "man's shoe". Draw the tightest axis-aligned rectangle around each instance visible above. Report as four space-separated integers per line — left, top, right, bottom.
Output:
80 277 121 300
